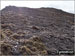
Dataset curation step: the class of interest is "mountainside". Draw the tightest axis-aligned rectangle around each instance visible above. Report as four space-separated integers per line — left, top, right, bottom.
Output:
0 6 74 55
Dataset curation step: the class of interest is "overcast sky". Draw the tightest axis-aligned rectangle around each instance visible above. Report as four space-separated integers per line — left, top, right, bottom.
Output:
1 1 74 13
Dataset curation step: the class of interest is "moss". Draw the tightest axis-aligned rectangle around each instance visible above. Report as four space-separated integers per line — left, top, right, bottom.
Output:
19 36 48 55
4 29 13 36
30 47 37 52
1 29 48 55
25 40 33 45
17 30 25 37
10 33 20 40
1 31 7 39
1 23 15 29
20 46 32 55
30 36 42 42
40 50 47 54
1 43 12 55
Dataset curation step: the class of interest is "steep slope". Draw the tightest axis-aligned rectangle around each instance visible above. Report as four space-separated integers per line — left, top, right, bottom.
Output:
0 6 74 55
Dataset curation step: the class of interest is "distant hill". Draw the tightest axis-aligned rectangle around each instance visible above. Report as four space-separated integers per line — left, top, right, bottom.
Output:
0 6 74 55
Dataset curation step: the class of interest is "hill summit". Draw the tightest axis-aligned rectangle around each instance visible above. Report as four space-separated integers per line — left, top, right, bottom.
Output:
0 6 74 55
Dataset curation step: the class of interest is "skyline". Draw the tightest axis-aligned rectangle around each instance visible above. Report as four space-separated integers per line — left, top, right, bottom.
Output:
1 1 74 13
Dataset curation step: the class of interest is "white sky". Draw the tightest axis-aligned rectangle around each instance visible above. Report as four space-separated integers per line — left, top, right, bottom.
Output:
1 1 74 13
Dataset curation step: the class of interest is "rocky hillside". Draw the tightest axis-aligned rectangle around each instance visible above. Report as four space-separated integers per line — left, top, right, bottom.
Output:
0 6 74 55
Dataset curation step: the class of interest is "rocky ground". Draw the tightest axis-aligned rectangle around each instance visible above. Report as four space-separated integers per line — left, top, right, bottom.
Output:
0 6 75 55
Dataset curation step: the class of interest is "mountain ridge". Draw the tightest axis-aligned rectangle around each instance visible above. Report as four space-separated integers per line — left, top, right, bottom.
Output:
0 6 74 55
